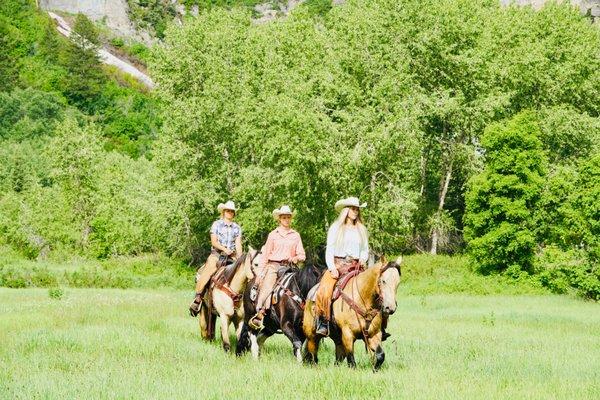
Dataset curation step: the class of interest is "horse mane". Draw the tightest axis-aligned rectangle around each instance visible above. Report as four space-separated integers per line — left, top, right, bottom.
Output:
382 260 402 276
295 262 325 298
219 253 247 284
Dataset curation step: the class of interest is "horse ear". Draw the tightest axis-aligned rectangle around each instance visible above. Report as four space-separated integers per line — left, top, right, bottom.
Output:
380 255 387 265
248 245 255 253
395 256 403 265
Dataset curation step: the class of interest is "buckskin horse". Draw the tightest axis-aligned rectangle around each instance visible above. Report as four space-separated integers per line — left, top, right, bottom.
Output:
199 248 260 352
302 257 402 370
236 262 324 361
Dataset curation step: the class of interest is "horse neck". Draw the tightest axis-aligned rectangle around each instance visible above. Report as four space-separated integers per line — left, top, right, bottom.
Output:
228 262 249 293
353 266 381 308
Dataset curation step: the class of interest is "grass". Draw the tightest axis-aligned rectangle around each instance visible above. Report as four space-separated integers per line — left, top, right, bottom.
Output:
0 246 192 290
1 288 599 399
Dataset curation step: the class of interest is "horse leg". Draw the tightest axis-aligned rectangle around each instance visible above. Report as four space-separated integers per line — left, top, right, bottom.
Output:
303 337 320 365
220 313 231 352
199 302 212 340
281 320 303 363
234 314 244 340
341 329 356 368
335 343 346 365
367 334 385 370
249 331 260 359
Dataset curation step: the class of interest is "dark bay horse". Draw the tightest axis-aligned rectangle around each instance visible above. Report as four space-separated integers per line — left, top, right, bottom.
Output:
236 262 323 361
303 257 402 370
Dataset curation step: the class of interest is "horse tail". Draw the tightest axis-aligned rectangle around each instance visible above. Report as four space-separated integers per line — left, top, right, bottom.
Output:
235 322 251 356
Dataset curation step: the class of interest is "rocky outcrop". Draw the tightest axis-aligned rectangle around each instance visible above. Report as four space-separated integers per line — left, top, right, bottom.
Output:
40 0 131 34
48 11 154 88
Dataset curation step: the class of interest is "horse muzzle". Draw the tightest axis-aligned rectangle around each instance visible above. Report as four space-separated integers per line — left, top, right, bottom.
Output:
382 305 396 316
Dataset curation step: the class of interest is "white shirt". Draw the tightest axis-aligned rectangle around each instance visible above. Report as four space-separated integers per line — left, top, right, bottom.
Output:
325 224 369 271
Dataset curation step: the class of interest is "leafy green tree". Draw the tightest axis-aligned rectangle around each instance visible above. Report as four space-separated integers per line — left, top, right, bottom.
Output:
0 88 66 140
61 13 105 111
464 111 547 273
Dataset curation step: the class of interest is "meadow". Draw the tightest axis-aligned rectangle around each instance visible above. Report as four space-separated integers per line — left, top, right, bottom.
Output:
2 285 599 399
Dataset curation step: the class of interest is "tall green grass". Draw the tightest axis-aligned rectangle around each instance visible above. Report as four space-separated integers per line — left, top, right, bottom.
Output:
1 247 549 296
1 289 598 399
0 246 192 289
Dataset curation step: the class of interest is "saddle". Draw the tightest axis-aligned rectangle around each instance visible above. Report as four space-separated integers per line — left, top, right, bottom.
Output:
209 258 242 307
270 269 304 308
306 264 365 303
332 264 364 301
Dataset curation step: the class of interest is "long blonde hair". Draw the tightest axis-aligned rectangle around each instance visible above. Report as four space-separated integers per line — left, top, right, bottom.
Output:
332 207 368 250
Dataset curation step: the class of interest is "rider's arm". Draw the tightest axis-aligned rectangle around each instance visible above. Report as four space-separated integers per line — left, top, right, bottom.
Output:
294 235 306 263
325 225 337 272
260 233 274 269
359 233 369 266
235 228 243 257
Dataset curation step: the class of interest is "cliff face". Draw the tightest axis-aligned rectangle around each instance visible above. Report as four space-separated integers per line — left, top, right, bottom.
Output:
39 0 141 39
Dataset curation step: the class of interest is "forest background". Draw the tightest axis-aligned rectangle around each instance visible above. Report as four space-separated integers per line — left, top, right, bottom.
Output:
1 0 599 300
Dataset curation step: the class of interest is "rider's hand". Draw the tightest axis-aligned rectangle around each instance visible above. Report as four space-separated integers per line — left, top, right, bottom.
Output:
224 248 233 256
290 256 299 264
329 268 339 279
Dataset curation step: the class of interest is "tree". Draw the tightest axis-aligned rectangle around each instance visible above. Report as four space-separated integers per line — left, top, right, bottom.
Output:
61 13 105 111
464 111 547 273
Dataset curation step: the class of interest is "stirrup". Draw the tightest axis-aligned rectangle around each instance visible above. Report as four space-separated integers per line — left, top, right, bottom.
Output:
315 318 329 337
248 313 264 330
188 293 203 317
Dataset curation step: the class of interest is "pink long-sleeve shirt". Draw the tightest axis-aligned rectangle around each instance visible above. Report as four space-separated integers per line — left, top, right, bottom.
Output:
260 227 306 268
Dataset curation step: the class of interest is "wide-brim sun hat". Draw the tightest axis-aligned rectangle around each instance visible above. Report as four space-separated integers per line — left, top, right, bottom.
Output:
217 200 238 212
272 205 294 219
334 197 367 212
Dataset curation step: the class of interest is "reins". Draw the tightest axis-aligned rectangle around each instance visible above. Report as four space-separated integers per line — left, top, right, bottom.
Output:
340 262 399 353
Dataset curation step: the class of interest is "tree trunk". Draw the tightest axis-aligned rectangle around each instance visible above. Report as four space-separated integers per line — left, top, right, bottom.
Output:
430 158 453 255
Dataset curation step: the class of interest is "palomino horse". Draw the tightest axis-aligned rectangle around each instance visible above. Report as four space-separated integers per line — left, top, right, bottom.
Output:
303 257 402 370
198 248 259 352
236 262 323 361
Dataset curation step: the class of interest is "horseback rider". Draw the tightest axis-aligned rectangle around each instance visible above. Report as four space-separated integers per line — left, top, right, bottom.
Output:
249 205 305 330
189 200 243 317
314 197 369 336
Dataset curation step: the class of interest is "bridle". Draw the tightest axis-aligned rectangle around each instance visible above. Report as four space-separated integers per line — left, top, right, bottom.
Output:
340 262 401 345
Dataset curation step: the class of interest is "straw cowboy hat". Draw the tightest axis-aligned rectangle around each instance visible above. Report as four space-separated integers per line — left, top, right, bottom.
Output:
217 200 238 212
272 205 294 219
334 197 367 212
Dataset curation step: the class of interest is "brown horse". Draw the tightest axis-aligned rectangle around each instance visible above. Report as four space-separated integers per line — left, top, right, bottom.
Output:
198 248 259 352
302 257 402 369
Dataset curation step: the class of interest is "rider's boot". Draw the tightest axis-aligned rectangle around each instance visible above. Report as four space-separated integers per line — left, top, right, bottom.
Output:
316 316 329 337
249 309 265 330
189 292 203 317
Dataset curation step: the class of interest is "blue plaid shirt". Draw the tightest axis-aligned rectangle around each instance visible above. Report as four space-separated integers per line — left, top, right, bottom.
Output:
210 219 242 252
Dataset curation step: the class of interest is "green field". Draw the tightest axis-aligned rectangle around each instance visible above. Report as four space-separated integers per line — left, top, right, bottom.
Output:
1 288 599 399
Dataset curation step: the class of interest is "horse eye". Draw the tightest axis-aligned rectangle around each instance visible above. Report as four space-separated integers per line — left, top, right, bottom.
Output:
382 280 386 284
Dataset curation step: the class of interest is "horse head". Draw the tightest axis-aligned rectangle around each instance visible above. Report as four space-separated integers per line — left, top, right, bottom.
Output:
243 246 261 280
377 256 402 316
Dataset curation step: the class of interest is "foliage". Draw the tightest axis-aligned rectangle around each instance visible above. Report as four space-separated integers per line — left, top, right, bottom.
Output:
464 112 547 273
0 88 66 141
127 0 177 39
536 246 600 300
61 14 106 112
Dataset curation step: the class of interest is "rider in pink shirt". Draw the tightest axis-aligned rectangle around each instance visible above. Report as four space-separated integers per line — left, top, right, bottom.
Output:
250 205 305 329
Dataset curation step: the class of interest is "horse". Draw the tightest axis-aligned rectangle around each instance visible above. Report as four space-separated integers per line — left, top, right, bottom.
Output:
302 257 402 370
198 248 260 352
236 262 324 361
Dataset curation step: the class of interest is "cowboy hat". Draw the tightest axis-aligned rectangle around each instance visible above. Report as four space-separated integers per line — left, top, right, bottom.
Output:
272 205 294 219
217 200 238 212
334 197 367 212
